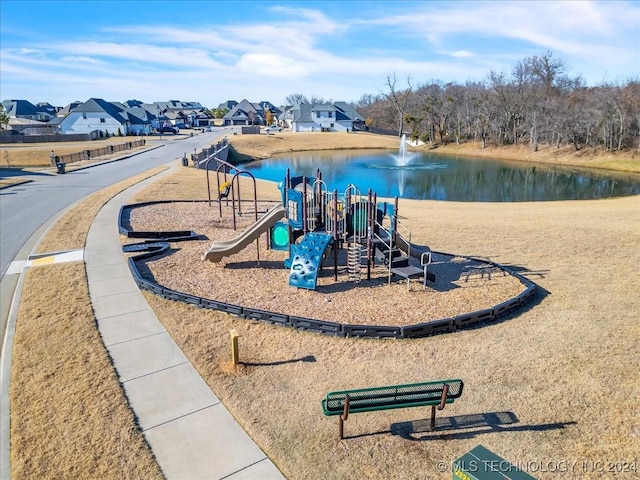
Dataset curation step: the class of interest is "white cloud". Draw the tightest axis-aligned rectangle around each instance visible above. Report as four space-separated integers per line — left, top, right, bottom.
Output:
236 53 311 78
1 1 637 106
52 41 222 69
60 56 103 64
450 51 473 58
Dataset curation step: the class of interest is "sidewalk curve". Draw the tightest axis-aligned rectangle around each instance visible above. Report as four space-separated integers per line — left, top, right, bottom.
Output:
85 164 285 479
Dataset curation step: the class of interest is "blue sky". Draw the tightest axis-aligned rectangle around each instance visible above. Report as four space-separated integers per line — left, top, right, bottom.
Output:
1 0 638 108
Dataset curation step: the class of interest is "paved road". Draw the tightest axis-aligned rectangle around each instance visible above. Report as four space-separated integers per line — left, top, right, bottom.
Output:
0 128 229 349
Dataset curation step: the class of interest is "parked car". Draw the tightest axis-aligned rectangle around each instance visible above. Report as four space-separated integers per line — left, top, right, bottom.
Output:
265 125 282 134
203 126 212 132
160 126 179 134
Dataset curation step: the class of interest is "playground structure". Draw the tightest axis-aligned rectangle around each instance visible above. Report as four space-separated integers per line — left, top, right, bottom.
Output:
203 166 434 292
121 143 537 339
278 170 434 291
201 153 275 265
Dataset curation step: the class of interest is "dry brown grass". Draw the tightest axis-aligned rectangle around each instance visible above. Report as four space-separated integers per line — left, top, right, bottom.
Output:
36 166 167 254
419 141 640 173
0 177 32 189
11 263 163 480
0 137 157 168
227 131 400 159
124 137 639 480
10 167 169 479
9 131 640 480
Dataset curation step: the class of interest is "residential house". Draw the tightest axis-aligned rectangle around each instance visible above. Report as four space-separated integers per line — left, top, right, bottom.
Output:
143 100 206 128
36 102 60 117
283 102 364 132
56 101 83 117
223 99 266 126
59 98 153 136
2 99 56 122
189 111 213 127
1 99 60 134
259 101 282 120
217 100 238 112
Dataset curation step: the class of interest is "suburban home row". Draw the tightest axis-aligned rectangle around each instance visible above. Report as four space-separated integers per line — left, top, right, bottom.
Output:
1 98 208 137
1 97 365 137
221 99 365 132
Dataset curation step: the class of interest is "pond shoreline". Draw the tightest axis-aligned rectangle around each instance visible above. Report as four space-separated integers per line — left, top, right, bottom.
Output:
228 131 640 174
229 135 640 202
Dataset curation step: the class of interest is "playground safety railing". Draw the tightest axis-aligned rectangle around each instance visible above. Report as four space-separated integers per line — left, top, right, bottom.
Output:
372 216 419 287
371 223 395 285
394 218 414 260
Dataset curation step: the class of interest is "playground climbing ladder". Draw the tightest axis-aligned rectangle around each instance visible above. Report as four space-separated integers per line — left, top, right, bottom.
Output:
347 244 363 283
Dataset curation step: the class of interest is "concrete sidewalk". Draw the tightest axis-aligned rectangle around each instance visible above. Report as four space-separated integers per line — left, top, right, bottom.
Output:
85 166 285 479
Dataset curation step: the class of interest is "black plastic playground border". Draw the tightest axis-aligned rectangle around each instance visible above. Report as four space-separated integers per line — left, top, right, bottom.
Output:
120 202 537 340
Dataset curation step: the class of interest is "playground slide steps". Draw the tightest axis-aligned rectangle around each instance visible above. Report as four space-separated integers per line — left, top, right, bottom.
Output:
375 245 425 281
375 245 410 268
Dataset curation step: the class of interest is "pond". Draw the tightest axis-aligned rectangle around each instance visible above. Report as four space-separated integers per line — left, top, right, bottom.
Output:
236 149 640 202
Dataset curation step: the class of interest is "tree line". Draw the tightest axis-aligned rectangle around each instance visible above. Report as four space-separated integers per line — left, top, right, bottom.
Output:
352 51 639 153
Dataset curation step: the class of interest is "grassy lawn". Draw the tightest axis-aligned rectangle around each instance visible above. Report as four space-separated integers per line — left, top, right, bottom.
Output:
132 165 639 480
0 136 160 168
8 132 640 479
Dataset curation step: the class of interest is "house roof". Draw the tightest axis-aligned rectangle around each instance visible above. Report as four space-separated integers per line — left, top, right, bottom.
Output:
146 100 203 112
259 101 281 114
334 101 364 121
124 106 153 125
287 103 314 123
223 99 265 121
73 98 128 123
217 100 238 110
69 98 153 125
2 99 47 117
57 101 83 116
311 103 335 112
285 102 364 124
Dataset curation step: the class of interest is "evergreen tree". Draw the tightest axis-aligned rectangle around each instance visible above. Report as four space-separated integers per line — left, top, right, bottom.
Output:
0 104 9 130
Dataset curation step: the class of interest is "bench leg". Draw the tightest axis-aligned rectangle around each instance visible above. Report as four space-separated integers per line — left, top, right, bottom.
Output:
430 405 436 430
339 395 350 440
431 383 450 430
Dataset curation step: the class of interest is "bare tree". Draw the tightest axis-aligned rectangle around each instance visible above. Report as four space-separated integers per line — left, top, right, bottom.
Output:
309 95 332 104
357 51 637 155
381 73 413 137
622 81 640 153
417 82 453 143
285 93 309 105
528 50 566 94
355 94 382 129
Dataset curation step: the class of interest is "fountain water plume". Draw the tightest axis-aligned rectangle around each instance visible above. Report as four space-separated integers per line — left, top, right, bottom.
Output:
397 134 410 166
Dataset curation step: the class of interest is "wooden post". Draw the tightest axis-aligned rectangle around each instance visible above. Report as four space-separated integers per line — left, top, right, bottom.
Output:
230 329 240 366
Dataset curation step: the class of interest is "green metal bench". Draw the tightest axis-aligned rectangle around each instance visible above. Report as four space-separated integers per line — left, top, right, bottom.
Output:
322 379 464 439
